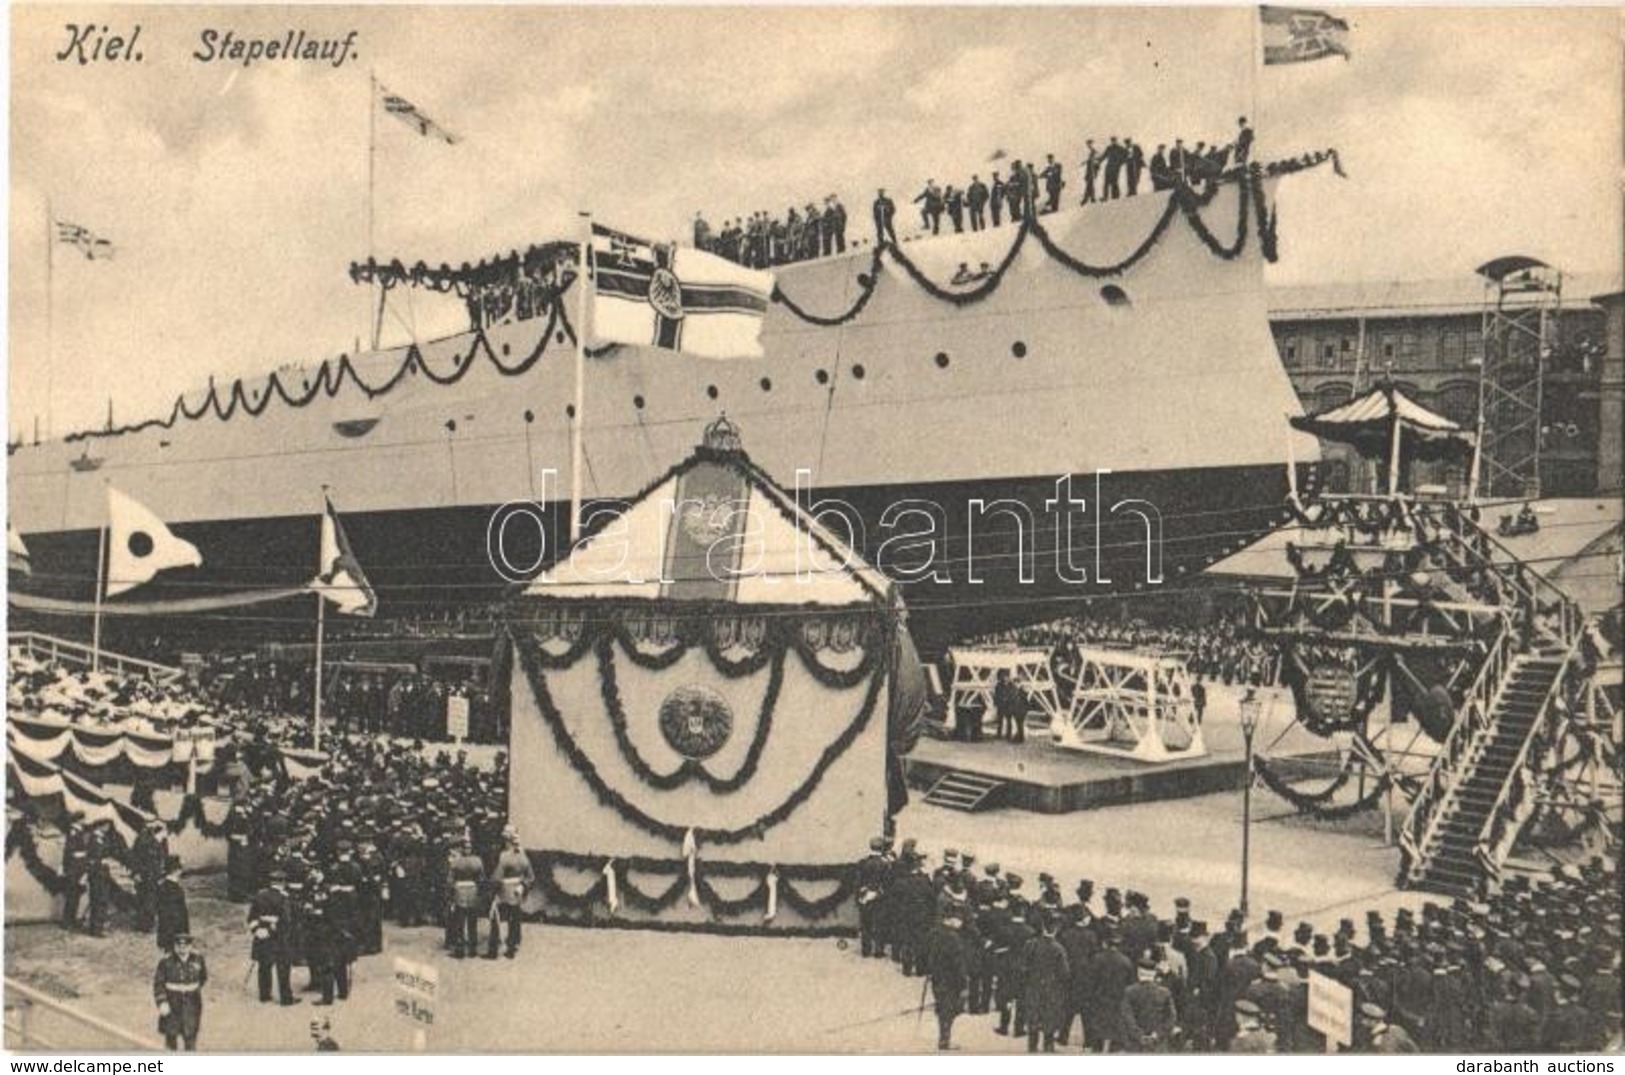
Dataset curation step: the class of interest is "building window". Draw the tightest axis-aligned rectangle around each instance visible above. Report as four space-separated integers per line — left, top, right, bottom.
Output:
1281 338 1299 366
1400 332 1420 361
1440 331 1463 367
1380 334 1397 361
1465 330 1484 365
1320 340 1337 367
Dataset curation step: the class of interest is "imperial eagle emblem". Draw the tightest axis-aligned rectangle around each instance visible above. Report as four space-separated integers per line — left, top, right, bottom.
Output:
648 265 685 320
678 495 738 546
658 684 734 759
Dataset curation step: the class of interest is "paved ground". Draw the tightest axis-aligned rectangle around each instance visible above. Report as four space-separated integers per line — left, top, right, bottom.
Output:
5 778 1422 1055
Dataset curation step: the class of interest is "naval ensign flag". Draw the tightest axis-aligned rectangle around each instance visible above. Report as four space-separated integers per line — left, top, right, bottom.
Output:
590 223 775 359
105 487 202 597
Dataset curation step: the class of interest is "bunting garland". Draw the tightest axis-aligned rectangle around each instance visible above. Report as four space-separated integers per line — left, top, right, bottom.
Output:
511 622 887 845
530 850 854 922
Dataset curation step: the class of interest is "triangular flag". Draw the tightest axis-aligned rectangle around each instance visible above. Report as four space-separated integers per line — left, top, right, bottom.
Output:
378 83 459 145
8 521 32 575
309 496 377 616
105 487 201 598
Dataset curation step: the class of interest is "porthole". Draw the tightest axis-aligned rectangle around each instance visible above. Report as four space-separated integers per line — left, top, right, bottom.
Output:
1012 341 1028 358
852 364 867 380
706 385 719 400
816 369 830 385
556 332 567 345
1100 285 1131 307
760 377 773 392
633 395 646 410
934 352 950 369
524 409 535 423
566 404 577 419
502 343 512 356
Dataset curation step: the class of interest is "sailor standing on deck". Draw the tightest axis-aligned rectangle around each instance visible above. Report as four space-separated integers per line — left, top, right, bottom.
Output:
872 190 898 246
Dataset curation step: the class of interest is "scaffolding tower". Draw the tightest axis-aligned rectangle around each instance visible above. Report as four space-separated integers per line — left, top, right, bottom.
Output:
1474 256 1563 500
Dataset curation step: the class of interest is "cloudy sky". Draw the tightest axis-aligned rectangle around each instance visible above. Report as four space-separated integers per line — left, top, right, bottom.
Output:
8 4 1621 437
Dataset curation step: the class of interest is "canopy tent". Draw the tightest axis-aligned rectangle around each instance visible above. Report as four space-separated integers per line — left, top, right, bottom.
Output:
505 417 927 934
1290 380 1476 495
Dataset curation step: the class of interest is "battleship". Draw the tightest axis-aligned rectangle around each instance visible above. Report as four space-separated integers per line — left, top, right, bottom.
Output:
7 170 1328 655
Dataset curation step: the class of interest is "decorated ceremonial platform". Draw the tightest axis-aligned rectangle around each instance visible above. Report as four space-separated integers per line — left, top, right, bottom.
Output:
906 679 1338 813
502 418 926 935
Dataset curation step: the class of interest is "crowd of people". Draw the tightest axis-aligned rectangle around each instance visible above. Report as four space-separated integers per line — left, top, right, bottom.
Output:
7 646 210 734
854 837 1622 1053
692 197 850 268
698 119 1254 266
202 659 501 745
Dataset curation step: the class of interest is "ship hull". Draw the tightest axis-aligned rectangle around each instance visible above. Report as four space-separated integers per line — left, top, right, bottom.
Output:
9 182 1318 656
8 461 1303 657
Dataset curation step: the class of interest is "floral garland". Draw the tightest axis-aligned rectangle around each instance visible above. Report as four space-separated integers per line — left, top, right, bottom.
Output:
512 625 888 844
532 850 854 921
1254 758 1390 820
67 304 565 443
768 158 1340 328
4 817 142 908
162 793 234 840
596 633 785 793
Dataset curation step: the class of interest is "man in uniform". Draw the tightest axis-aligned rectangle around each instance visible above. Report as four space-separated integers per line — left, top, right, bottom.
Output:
926 907 970 1050
1079 140 1100 204
131 819 167 933
1020 912 1072 1052
1121 956 1178 1052
84 821 112 938
871 189 897 246
155 856 190 953
1101 137 1127 200
326 846 361 999
1230 998 1275 1053
856 836 890 958
303 867 338 1006
1040 155 1064 213
1360 1003 1419 1053
966 176 989 231
224 801 256 901
989 172 1006 227
993 669 1026 743
248 869 298 1005
446 836 486 959
59 814 90 931
486 827 535 959
152 933 207 1051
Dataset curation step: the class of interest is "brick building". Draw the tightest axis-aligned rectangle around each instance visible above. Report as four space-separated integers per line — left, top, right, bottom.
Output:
1268 272 1621 497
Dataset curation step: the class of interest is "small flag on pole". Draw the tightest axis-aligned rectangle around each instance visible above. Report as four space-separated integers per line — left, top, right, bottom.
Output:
105 487 201 597
55 221 115 260
1260 6 1351 64
378 82 459 144
8 522 32 576
589 222 774 359
309 496 377 616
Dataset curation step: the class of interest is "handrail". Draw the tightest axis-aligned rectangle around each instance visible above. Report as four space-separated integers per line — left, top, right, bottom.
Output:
8 632 183 685
4 977 163 1051
1472 632 1585 885
1430 503 1582 646
1398 615 1514 873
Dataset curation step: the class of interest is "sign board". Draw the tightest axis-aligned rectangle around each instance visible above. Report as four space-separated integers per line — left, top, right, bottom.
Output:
392 957 438 1030
1307 970 1353 1047
446 695 470 741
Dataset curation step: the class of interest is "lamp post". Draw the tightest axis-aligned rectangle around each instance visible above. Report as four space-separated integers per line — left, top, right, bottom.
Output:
1238 689 1262 922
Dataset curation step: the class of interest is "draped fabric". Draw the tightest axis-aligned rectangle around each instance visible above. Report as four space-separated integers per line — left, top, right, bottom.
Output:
6 715 208 770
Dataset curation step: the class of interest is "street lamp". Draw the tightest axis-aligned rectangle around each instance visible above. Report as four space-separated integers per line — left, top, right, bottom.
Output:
1238 689 1262 922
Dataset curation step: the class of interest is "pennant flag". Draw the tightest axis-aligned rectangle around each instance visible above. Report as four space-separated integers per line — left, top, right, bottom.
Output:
309 496 378 616
1261 6 1351 64
8 522 32 575
379 83 459 144
590 222 774 359
55 221 115 260
105 487 201 598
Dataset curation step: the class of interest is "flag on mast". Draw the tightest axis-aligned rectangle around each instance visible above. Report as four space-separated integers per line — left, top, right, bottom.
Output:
55 221 115 260
105 487 202 597
8 522 32 575
309 496 377 616
378 82 459 144
589 223 774 359
1260 6 1351 64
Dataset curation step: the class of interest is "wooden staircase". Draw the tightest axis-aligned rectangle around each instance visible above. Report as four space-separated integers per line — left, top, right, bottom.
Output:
1405 654 1564 896
923 770 1004 812
1396 498 1588 897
